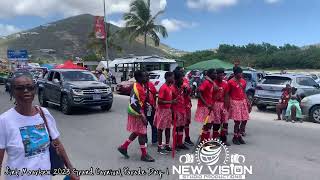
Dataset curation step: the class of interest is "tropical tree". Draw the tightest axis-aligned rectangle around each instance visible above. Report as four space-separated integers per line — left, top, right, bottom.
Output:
122 0 168 48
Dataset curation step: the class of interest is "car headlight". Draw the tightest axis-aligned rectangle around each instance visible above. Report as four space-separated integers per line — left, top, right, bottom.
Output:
72 89 84 96
301 97 310 103
106 87 112 94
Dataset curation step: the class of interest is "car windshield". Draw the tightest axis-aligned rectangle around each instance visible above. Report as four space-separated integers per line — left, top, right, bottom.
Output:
310 74 318 80
262 76 292 85
62 71 97 81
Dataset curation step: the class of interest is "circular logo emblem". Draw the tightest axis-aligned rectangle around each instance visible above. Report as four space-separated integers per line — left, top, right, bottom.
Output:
195 139 229 165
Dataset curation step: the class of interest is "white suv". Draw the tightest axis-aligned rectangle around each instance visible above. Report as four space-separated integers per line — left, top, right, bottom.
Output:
148 70 167 92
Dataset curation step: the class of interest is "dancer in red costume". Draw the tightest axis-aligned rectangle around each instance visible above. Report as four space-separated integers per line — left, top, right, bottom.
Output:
154 72 175 155
194 69 217 143
118 70 155 162
228 67 250 145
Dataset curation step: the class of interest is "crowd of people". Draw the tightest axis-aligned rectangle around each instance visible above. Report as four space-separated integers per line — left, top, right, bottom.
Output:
117 66 252 162
97 68 116 85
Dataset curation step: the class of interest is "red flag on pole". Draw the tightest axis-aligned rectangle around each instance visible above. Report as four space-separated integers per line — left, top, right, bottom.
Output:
95 16 106 39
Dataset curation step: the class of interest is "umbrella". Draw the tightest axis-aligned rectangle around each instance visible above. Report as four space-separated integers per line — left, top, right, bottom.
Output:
55 60 85 69
186 59 234 70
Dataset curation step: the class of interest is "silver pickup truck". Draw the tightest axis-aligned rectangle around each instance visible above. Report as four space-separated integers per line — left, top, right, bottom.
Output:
37 69 113 114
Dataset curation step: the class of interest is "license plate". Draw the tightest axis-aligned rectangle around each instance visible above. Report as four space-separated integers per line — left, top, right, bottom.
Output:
93 94 101 100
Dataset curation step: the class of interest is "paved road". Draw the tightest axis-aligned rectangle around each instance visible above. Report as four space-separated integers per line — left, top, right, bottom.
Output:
0 85 320 180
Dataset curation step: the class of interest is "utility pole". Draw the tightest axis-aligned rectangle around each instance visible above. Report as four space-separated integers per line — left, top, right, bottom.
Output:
103 0 109 69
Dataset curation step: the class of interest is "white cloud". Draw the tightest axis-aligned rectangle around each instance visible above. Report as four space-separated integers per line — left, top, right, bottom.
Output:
187 0 238 11
0 24 21 36
109 19 126 27
161 19 197 32
0 0 167 18
265 0 281 4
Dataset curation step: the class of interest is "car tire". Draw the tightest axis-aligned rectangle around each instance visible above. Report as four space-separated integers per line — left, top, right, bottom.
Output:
257 104 267 111
61 95 72 115
101 103 112 111
310 106 320 123
38 90 48 107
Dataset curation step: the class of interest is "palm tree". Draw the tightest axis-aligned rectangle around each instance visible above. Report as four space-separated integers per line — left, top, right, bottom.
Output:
122 0 168 48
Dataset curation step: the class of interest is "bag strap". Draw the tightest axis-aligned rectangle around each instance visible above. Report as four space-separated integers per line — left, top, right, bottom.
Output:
36 106 52 139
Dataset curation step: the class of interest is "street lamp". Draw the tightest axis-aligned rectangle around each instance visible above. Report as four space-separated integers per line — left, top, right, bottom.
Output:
103 0 109 69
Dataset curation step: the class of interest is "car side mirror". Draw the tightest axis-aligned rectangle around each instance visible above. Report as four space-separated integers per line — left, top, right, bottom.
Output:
314 84 320 89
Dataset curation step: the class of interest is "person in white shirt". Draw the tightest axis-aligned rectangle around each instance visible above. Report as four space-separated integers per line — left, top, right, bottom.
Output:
0 72 79 180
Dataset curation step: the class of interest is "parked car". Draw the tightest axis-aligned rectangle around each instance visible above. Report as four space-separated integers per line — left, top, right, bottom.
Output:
226 70 265 103
116 78 135 95
255 74 320 111
148 70 166 92
301 94 320 123
37 69 113 114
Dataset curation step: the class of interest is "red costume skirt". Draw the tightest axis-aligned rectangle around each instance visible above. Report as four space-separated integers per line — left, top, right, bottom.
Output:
212 102 229 124
174 111 186 127
127 114 147 134
229 99 250 121
194 106 213 123
154 108 172 130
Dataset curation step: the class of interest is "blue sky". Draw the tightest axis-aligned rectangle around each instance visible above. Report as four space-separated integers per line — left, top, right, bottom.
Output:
0 0 319 52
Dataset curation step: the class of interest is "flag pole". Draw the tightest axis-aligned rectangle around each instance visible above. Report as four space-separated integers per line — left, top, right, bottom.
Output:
103 0 109 69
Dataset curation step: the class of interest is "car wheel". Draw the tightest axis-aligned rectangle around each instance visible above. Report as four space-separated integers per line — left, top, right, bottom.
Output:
257 104 267 111
310 106 320 123
101 103 112 111
61 95 72 115
38 90 48 107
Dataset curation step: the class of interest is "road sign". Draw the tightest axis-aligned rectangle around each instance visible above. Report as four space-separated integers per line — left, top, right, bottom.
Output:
7 49 28 61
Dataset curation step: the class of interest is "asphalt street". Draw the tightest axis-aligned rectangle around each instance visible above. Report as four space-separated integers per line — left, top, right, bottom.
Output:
0 85 320 180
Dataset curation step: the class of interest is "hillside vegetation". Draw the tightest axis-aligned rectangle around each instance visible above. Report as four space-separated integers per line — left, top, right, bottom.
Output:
179 43 320 69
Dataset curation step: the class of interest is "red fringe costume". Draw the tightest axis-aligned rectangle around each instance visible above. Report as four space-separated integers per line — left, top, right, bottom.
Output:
154 83 173 130
194 78 215 123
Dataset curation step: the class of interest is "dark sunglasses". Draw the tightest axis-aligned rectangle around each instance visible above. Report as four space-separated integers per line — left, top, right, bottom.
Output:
14 85 36 92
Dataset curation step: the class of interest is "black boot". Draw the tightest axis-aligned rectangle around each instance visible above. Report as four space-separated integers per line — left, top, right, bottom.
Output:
184 137 195 146
232 136 240 145
117 147 129 159
238 136 246 144
220 136 231 146
141 154 155 162
177 144 189 150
